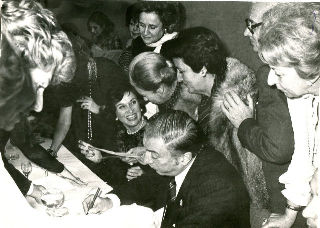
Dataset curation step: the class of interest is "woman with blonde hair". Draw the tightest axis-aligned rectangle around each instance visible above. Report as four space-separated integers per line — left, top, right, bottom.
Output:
129 52 201 119
257 3 320 228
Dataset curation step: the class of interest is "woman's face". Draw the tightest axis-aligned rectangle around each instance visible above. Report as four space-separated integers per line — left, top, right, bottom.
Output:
139 12 165 45
88 22 104 39
173 58 206 95
129 19 140 39
115 92 142 129
268 66 312 98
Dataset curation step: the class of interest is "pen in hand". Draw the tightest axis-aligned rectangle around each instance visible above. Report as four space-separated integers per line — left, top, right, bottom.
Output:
86 187 101 215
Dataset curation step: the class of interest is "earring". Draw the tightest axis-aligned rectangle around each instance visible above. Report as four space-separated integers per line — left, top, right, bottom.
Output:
115 117 118 121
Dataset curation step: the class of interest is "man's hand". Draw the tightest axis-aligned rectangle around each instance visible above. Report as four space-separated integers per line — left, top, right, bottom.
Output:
222 91 254 128
262 211 297 228
76 96 100 114
126 166 144 181
28 184 47 203
82 195 113 215
121 147 146 165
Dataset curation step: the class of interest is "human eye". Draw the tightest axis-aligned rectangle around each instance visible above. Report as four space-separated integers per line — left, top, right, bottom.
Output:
131 99 137 105
139 22 145 28
151 152 160 159
117 104 125 110
150 25 157 30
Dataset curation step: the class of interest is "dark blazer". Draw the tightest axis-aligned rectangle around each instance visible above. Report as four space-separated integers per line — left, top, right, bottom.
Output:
237 65 294 213
161 146 250 228
113 145 249 227
0 130 31 195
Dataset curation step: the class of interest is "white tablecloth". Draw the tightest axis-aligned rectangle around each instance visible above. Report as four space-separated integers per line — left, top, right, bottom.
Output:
1 139 156 227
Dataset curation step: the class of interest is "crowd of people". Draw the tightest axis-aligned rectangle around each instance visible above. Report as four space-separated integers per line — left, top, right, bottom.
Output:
0 0 319 228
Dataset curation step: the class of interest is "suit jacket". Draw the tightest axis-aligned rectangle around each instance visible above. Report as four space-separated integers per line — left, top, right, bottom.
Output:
237 65 294 213
161 146 250 228
0 130 31 195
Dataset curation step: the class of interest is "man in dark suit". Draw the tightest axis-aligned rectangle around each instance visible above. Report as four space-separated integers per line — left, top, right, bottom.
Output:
83 111 250 227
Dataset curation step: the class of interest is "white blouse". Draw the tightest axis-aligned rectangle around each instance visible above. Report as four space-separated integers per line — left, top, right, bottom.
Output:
279 94 320 206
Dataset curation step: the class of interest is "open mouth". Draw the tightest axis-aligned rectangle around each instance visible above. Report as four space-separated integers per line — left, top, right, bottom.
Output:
126 113 137 121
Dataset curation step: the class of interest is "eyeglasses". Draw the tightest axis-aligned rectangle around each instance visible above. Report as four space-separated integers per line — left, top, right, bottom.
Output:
245 18 262 35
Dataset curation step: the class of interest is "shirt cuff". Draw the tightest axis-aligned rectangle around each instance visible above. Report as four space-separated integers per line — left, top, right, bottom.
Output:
105 194 121 207
26 183 34 196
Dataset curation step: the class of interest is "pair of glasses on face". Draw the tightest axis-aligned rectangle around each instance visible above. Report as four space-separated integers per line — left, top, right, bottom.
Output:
245 18 262 35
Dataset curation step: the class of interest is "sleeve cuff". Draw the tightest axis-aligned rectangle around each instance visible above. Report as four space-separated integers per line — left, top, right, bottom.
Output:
105 194 121 207
26 183 34 196
237 118 256 143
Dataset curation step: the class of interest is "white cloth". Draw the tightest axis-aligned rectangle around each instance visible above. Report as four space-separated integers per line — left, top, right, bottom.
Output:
146 32 178 53
279 94 320 206
0 158 156 228
175 157 196 195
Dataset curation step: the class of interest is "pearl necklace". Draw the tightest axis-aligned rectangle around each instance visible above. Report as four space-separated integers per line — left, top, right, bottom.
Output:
127 118 146 135
87 57 97 142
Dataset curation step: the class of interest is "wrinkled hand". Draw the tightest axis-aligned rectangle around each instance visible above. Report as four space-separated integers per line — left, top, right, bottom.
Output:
262 213 296 228
28 184 47 203
82 195 113 215
79 141 102 163
121 147 146 165
77 96 100 114
126 166 144 181
222 91 254 128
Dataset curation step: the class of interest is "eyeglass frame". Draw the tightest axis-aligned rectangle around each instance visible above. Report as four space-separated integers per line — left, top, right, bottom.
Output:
245 18 262 35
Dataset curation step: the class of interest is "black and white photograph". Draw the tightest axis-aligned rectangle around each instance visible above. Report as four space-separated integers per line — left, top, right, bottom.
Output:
0 0 319 227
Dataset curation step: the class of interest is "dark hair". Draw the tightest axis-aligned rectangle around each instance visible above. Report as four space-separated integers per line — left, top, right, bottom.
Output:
108 80 146 115
144 110 202 157
162 27 228 89
137 1 186 33
125 3 140 26
87 11 115 35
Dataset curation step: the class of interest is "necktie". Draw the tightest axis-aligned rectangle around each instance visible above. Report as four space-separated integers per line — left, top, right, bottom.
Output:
168 179 177 202
161 179 177 226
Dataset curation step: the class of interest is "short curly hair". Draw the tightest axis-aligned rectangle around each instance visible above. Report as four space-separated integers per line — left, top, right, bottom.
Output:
162 27 228 89
258 2 320 80
137 1 186 33
1 0 76 85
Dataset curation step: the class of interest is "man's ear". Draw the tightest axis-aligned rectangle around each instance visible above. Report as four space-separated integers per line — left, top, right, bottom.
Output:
177 152 193 165
200 66 207 77
156 84 165 95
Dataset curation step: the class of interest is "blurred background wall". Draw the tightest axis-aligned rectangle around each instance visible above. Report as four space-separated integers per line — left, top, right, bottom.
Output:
44 0 263 71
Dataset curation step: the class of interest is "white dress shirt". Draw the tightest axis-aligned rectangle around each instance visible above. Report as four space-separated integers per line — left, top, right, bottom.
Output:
279 94 320 206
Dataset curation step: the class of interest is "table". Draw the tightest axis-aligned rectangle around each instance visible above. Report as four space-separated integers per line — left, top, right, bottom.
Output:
4 139 111 215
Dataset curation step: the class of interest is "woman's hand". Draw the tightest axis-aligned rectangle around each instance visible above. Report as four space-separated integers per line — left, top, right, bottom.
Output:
78 140 102 163
121 147 146 165
126 166 144 181
76 96 100 114
222 91 254 128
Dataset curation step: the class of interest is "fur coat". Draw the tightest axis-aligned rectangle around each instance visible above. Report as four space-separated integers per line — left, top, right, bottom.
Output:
208 57 269 209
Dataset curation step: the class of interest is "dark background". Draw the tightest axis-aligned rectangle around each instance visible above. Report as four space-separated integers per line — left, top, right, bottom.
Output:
44 0 262 71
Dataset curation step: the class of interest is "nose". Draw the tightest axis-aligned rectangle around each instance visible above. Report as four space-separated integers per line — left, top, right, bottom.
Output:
143 26 149 35
244 28 251 37
33 87 44 112
267 69 278 86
